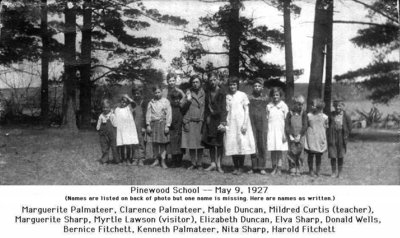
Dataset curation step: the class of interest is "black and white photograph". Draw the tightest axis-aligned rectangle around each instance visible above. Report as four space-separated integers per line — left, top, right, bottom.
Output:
0 0 398 186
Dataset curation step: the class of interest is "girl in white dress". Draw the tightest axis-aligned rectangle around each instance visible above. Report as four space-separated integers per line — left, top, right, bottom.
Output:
220 77 255 175
267 87 289 175
114 94 139 164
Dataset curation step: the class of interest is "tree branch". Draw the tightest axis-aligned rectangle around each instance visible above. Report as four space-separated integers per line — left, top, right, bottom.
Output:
333 20 389 27
351 0 398 23
91 64 115 70
202 51 229 55
176 28 226 37
91 70 114 82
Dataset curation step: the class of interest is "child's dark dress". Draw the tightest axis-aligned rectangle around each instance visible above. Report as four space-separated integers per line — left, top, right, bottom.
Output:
328 111 352 158
169 105 184 155
202 88 226 148
248 93 268 170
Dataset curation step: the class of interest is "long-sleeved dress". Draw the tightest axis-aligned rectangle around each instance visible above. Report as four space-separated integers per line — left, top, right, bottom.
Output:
181 88 205 149
224 91 255 156
146 98 172 144
201 87 226 148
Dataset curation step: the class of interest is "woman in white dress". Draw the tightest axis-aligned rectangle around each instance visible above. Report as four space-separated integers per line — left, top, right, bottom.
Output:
266 87 289 175
114 94 139 164
220 77 255 175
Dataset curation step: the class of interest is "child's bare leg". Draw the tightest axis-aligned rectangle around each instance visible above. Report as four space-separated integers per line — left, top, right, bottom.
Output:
160 144 168 169
205 147 217 171
151 143 159 167
216 147 224 173
276 151 283 175
188 149 197 169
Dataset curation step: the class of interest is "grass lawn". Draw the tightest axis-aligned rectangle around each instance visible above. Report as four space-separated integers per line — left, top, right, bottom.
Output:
0 127 398 185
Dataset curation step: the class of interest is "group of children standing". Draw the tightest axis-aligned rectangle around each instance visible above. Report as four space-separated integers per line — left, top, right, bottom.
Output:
96 74 352 178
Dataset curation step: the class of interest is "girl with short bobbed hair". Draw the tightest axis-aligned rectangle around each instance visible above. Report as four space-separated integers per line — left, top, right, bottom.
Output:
267 87 289 176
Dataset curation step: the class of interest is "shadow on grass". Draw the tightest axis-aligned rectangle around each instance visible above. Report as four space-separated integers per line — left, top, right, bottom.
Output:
349 129 398 143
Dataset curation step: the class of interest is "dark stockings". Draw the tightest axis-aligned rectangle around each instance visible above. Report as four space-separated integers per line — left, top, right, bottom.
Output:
307 153 322 176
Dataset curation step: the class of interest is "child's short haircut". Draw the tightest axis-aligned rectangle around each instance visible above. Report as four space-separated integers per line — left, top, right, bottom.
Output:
269 87 284 98
170 90 182 100
152 84 162 92
132 85 143 94
333 99 345 106
227 76 240 89
312 98 325 111
102 98 111 107
293 95 305 104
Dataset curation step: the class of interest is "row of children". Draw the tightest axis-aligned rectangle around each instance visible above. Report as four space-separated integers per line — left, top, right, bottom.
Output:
97 74 352 178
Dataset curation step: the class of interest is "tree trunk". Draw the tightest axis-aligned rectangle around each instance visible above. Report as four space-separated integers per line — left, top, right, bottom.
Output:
40 0 49 125
307 0 329 111
62 2 78 132
283 0 294 106
228 0 241 78
79 0 92 129
323 0 333 116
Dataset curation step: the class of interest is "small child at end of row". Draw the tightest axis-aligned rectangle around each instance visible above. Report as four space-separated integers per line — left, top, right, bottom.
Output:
328 99 352 178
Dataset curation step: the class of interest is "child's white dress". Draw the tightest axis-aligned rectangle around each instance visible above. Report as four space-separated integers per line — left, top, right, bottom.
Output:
267 101 289 151
224 91 255 156
114 106 138 146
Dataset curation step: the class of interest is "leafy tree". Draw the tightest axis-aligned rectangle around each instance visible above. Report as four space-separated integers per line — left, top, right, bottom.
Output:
48 0 187 128
0 0 63 124
172 0 287 81
334 0 399 104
